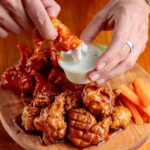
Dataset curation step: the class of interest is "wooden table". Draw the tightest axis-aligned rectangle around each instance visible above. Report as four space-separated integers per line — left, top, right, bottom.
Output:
0 0 150 149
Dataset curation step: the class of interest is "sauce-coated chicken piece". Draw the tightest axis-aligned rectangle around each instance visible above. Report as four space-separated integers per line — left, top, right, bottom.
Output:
110 106 132 130
63 90 81 111
26 49 50 73
34 17 82 53
35 93 67 144
22 104 39 131
22 94 51 131
31 94 51 109
82 84 117 117
68 108 112 148
32 71 59 101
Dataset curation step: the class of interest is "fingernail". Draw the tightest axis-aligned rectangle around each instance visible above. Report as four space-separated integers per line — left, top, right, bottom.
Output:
89 73 100 81
97 79 106 84
97 62 106 70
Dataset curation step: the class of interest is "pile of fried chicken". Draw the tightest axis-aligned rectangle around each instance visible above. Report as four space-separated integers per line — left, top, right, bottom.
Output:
0 18 132 148
22 84 131 148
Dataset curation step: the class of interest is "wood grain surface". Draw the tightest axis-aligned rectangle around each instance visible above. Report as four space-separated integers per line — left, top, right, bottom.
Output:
0 0 150 149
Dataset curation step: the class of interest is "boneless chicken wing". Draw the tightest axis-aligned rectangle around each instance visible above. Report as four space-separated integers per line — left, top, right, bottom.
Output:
34 17 82 53
38 93 67 144
82 84 117 116
22 104 39 131
68 108 112 148
31 71 59 101
22 93 52 131
31 94 51 109
63 90 81 111
110 106 132 130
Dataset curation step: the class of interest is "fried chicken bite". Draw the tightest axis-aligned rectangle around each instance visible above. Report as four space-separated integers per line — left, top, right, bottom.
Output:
36 93 67 144
0 44 34 96
0 67 33 97
33 116 44 131
26 49 51 73
82 84 117 117
32 71 59 101
22 104 39 131
50 17 82 51
31 93 51 109
33 18 82 54
17 44 33 68
68 108 112 148
110 106 132 130
22 93 52 131
63 90 81 111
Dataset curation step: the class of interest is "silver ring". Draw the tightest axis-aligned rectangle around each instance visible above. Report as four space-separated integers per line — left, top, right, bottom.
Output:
125 40 134 53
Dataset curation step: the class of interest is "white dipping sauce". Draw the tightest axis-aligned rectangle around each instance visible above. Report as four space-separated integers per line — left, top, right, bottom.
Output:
58 44 102 84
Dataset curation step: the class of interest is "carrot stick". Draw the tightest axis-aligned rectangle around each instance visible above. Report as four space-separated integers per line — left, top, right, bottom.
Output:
140 106 150 117
118 84 141 107
121 97 143 124
133 77 150 107
128 83 150 119
129 84 136 93
138 107 149 123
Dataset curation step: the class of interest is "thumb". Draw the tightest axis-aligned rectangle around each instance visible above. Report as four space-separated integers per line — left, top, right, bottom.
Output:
80 13 105 42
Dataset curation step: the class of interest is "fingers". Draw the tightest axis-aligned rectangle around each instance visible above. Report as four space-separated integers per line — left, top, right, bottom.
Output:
23 0 58 40
0 26 8 38
88 14 130 81
80 12 106 42
96 42 144 84
94 32 148 84
1 0 60 39
96 14 130 68
41 0 61 17
88 11 147 83
2 0 33 30
0 5 22 34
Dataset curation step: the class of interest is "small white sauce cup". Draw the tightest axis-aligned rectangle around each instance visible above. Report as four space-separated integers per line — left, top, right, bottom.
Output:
58 44 103 84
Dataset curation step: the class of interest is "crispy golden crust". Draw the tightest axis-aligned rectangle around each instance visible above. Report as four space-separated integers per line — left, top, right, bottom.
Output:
82 85 117 116
39 94 67 144
110 106 132 130
22 104 39 131
68 108 112 148
31 94 51 108
63 90 81 111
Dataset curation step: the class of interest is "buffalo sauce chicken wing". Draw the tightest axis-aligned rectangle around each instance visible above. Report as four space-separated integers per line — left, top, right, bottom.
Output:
34 17 82 53
22 104 39 131
68 108 112 148
82 84 117 117
110 106 132 130
37 93 67 144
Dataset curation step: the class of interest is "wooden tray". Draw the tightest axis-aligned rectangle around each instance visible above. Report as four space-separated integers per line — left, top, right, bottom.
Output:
0 64 150 150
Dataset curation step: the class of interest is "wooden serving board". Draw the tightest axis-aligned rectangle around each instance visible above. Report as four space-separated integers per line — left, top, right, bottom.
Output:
0 64 150 150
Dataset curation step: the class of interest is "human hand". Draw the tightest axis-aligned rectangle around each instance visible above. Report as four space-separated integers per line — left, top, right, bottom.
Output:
0 0 61 39
81 0 150 84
